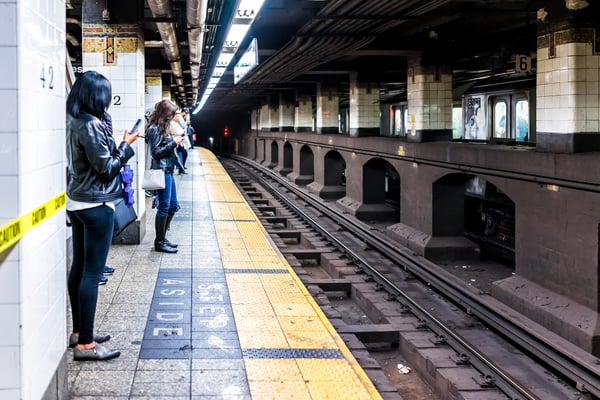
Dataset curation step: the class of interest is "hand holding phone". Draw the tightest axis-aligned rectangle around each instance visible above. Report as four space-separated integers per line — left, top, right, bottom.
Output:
131 118 142 133
124 118 141 144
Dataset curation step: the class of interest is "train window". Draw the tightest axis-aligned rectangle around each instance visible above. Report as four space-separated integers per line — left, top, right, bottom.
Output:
393 106 403 135
392 105 408 135
452 107 462 139
515 99 529 141
494 101 507 138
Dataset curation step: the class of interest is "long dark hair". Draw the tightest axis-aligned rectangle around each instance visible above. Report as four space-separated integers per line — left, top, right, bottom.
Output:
66 71 112 119
147 100 177 138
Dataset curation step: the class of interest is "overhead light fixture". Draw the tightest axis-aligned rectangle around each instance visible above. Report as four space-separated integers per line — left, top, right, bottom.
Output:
193 0 265 114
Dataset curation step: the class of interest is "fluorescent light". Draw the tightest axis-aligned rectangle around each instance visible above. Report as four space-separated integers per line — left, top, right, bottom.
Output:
192 0 265 114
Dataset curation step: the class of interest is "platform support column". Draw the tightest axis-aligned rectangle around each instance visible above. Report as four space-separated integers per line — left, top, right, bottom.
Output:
82 0 145 244
278 92 295 132
316 81 339 134
259 103 270 133
536 2 600 152
406 54 453 142
348 72 380 137
295 92 313 133
145 73 162 118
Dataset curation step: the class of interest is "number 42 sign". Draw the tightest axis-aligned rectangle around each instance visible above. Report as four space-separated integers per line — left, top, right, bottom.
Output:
516 55 531 74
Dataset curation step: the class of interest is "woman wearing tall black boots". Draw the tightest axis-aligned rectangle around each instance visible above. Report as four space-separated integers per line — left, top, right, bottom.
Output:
146 100 184 253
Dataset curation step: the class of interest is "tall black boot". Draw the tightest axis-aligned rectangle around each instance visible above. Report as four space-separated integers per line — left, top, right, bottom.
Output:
154 216 177 253
164 214 178 248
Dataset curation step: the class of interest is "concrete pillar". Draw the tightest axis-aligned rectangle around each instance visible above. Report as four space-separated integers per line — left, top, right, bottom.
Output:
0 1 68 399
268 99 279 132
348 72 380 137
406 55 453 142
259 103 269 132
316 82 339 134
279 93 295 132
82 0 145 243
536 2 600 152
145 73 162 118
295 92 313 133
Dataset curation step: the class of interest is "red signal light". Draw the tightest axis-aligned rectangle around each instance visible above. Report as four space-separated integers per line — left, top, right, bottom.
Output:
224 126 229 136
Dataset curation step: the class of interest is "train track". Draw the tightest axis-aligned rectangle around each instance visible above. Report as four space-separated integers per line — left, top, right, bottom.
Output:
222 155 600 400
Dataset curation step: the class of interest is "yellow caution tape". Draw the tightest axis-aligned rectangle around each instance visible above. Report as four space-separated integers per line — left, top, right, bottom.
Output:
0 192 66 254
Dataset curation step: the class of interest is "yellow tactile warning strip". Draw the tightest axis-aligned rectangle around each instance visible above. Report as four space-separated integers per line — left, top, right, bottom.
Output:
199 148 382 400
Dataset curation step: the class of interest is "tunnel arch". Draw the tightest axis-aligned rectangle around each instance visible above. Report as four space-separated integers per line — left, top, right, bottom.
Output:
269 140 279 168
297 144 314 185
322 150 346 199
280 141 293 176
359 158 400 222
432 173 516 263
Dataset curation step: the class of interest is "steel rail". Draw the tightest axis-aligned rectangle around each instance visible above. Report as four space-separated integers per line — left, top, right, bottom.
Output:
229 155 600 399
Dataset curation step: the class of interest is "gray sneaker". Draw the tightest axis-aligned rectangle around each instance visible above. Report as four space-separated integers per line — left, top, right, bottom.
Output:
73 343 120 361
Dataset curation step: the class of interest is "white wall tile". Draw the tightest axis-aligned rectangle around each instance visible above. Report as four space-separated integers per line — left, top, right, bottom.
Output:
0 304 19 346
0 346 20 389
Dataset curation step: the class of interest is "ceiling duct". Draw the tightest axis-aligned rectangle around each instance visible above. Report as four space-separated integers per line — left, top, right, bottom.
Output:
187 0 208 105
146 0 184 103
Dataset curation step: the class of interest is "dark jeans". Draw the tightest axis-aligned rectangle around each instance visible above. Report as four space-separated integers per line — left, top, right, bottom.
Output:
67 205 114 345
155 172 179 217
177 146 188 170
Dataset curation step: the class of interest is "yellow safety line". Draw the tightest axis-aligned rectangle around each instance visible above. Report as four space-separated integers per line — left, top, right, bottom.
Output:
0 192 66 254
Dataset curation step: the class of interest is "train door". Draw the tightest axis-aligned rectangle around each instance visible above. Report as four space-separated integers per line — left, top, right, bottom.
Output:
391 104 408 136
492 96 509 139
514 97 530 141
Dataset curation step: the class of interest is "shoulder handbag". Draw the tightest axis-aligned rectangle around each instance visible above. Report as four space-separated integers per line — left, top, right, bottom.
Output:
141 142 166 190
113 197 137 237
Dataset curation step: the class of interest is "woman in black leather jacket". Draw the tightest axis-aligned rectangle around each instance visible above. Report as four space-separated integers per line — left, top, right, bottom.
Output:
66 71 139 361
146 99 184 253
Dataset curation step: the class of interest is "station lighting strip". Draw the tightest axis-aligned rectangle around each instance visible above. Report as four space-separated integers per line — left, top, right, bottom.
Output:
192 0 265 114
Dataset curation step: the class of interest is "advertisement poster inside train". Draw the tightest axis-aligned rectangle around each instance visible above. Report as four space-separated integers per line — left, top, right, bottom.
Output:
464 97 486 140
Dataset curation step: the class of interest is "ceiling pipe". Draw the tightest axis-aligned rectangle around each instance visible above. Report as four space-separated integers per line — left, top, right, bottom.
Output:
187 0 208 104
146 0 185 103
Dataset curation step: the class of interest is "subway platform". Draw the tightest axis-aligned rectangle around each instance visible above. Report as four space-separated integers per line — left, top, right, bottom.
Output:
66 147 383 399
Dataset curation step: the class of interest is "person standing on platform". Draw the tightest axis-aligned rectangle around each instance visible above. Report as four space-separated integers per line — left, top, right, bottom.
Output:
147 100 184 253
66 70 139 361
186 118 195 149
170 113 189 174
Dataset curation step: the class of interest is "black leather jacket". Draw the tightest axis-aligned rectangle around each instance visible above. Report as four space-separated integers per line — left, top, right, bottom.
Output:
147 124 178 174
66 112 135 203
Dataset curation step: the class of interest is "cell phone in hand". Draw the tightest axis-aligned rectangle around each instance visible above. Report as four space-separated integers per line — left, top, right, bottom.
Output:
130 118 142 133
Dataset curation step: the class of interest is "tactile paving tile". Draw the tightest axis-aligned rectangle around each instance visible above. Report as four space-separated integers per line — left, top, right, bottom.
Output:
237 329 289 349
242 348 342 359
230 302 275 317
247 379 312 399
271 303 318 317
277 315 332 332
243 359 303 382
306 379 374 400
283 330 338 349
227 284 269 304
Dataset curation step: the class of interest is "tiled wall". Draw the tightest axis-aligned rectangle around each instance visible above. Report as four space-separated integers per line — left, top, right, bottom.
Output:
537 41 600 134
145 75 162 117
0 1 67 400
316 85 339 129
407 72 453 131
260 104 270 131
278 103 294 129
82 25 146 218
349 77 380 130
294 95 312 131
